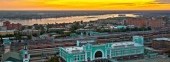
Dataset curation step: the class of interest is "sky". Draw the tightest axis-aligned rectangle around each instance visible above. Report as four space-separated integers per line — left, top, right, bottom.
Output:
0 0 170 10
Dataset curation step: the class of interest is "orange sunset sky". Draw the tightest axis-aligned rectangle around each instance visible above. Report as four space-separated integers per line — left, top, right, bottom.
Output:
0 0 170 10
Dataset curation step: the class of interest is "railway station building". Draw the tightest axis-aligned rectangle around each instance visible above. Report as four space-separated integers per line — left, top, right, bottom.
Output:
59 36 144 62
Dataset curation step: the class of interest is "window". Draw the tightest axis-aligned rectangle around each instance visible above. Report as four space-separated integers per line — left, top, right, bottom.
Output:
81 54 85 61
74 55 79 61
25 54 28 58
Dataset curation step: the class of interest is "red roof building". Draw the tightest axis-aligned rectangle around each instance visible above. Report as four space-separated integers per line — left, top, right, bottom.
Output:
125 18 165 29
3 21 22 30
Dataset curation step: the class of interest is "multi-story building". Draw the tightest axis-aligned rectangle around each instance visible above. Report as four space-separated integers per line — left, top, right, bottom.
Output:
3 21 22 30
124 18 165 29
59 36 144 62
151 38 170 53
0 26 7 31
0 30 15 35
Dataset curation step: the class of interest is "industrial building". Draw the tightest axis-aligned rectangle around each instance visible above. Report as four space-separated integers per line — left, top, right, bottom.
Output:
151 38 170 53
59 36 144 62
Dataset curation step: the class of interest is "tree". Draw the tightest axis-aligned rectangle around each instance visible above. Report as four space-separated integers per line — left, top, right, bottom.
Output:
27 35 32 40
147 26 152 30
165 50 170 57
47 56 60 62
21 26 26 30
32 34 38 37
70 22 80 33
14 32 22 42
0 35 3 44
27 26 32 29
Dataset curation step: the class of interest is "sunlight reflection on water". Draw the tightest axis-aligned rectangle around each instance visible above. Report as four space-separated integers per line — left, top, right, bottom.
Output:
0 14 138 26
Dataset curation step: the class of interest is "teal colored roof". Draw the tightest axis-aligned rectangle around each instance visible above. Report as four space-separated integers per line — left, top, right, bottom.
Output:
2 52 22 62
20 49 25 54
116 25 127 29
70 33 78 37
3 38 11 45
49 33 56 35
20 49 28 55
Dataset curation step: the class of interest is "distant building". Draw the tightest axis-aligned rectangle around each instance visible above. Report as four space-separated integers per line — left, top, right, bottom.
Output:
114 14 139 17
76 29 95 36
3 38 11 53
114 25 127 29
48 28 66 32
3 21 22 30
59 36 144 62
124 18 165 29
0 30 15 35
20 29 40 35
1 38 30 62
0 26 7 31
151 38 170 53
3 21 10 27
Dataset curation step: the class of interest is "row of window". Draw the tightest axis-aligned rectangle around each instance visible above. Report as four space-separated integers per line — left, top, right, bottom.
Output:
111 48 143 57
60 49 68 60
74 54 85 61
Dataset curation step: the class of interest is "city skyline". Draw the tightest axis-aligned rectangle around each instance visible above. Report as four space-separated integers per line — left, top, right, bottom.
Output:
1 0 170 10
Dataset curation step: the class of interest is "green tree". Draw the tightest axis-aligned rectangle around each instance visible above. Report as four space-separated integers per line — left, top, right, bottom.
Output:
147 26 152 30
0 35 3 44
70 22 80 33
27 35 32 40
47 56 60 62
21 26 26 30
27 26 32 29
14 32 22 42
32 34 38 37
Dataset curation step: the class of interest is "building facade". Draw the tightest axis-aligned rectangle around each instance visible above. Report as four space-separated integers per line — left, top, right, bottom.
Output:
125 18 165 29
59 36 144 62
0 30 14 35
1 38 30 62
151 38 170 53
3 21 22 30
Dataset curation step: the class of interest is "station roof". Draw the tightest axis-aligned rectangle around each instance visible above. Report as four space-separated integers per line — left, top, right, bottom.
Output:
111 41 142 48
64 46 84 53
63 41 142 54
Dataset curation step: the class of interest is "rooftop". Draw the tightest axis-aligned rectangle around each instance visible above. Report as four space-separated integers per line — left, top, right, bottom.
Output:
0 30 15 32
64 46 84 53
153 38 170 41
2 52 22 62
111 41 142 48
63 41 142 54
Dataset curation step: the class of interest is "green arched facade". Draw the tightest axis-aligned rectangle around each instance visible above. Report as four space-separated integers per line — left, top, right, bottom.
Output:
59 36 144 62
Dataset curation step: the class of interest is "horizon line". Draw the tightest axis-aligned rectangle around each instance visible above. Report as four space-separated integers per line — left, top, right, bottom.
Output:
1 9 170 11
